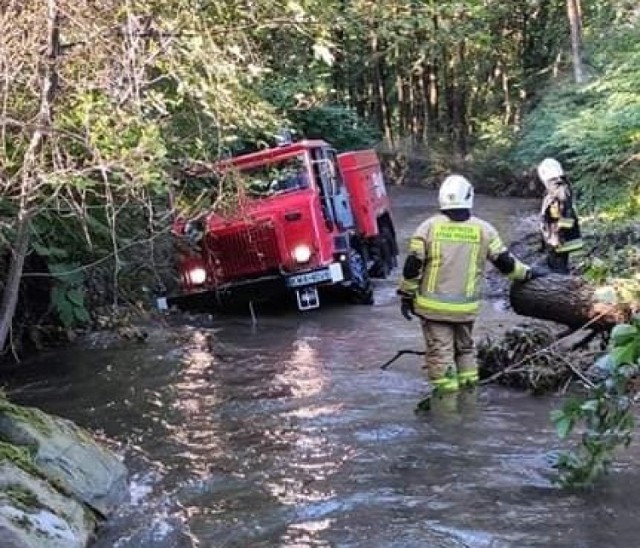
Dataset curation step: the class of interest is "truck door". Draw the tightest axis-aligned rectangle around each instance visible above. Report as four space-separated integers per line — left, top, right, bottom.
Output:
311 147 355 231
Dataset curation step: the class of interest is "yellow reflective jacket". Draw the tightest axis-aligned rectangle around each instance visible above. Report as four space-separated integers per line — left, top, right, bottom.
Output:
399 214 529 322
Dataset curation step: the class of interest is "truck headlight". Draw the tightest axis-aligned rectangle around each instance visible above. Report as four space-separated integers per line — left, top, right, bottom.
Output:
293 244 312 263
189 267 207 285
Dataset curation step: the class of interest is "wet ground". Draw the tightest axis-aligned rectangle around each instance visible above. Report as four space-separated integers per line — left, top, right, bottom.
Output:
6 187 640 547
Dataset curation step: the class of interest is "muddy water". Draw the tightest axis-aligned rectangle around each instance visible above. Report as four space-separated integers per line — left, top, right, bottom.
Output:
6 188 640 547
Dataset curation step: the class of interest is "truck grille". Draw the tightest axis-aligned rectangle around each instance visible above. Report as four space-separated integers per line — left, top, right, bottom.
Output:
206 223 281 280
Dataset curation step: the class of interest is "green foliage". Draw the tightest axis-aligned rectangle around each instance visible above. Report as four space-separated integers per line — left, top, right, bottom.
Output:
29 237 89 329
550 315 640 487
579 221 640 282
261 68 379 151
582 250 640 285
582 258 612 285
49 266 89 329
508 23 640 212
289 105 380 151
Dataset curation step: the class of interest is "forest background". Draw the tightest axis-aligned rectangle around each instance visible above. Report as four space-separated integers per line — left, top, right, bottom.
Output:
0 0 638 356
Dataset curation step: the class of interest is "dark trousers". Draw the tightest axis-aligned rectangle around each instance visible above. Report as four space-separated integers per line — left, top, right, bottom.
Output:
547 249 569 274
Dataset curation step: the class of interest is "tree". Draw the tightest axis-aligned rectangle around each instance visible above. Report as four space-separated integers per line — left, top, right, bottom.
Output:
0 1 61 352
566 0 585 83
0 1 282 353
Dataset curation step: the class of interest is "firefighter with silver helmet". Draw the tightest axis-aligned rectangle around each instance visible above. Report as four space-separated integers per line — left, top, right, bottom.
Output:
397 174 547 409
536 158 583 274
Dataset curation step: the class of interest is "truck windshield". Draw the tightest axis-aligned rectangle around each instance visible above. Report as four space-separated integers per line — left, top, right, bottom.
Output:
239 155 310 198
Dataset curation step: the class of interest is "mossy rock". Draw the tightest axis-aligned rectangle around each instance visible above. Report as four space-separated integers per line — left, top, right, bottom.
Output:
0 398 128 516
0 461 93 548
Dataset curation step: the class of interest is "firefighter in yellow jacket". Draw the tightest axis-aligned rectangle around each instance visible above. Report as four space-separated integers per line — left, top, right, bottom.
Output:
398 175 547 403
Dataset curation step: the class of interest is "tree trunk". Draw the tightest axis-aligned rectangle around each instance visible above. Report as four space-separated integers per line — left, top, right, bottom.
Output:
454 40 468 157
426 10 440 136
395 73 405 137
370 31 391 143
0 0 60 353
566 0 585 84
502 65 512 126
509 274 629 331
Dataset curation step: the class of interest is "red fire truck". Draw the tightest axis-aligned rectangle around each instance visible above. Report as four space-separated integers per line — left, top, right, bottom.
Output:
167 139 398 311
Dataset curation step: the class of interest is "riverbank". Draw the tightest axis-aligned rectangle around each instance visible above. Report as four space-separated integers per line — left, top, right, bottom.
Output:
0 397 127 547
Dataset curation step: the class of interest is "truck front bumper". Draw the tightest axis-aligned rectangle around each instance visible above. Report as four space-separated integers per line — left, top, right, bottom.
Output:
285 262 345 288
159 263 347 312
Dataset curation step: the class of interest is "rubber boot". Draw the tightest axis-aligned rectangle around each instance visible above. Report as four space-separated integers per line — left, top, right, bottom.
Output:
415 370 459 414
457 368 479 390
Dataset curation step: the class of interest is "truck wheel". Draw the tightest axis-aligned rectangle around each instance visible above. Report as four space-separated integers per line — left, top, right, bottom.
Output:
372 225 396 278
381 224 398 273
347 249 374 305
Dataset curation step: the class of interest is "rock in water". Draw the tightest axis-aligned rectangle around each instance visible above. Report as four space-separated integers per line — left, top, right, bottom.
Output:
0 459 93 548
0 399 128 517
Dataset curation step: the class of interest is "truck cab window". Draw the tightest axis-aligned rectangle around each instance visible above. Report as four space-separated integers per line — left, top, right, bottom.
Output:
239 155 310 198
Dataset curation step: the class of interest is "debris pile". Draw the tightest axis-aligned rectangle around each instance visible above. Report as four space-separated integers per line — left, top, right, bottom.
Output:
477 324 594 394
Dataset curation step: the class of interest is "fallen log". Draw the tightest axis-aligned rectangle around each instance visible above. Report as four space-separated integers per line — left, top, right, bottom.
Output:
509 274 630 331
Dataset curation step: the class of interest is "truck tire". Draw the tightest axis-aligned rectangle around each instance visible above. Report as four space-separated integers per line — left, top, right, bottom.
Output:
347 249 374 305
371 224 396 278
384 224 399 269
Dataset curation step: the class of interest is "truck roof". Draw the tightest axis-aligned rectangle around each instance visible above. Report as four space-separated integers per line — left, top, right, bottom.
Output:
217 139 329 172
180 140 331 179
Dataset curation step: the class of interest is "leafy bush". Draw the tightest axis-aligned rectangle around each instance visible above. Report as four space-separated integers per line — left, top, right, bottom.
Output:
551 315 640 487
579 220 640 282
29 241 89 329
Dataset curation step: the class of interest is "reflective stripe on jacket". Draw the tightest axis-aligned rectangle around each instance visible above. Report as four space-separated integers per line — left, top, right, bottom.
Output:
399 214 529 322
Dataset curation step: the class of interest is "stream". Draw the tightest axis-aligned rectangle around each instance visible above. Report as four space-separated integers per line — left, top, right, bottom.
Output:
6 187 640 547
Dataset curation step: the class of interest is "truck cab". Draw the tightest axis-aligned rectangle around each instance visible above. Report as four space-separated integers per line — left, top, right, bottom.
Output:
170 139 397 311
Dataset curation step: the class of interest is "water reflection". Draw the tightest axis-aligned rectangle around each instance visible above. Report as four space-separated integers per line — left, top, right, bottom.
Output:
176 323 351 546
276 338 325 399
166 329 227 478
283 517 334 547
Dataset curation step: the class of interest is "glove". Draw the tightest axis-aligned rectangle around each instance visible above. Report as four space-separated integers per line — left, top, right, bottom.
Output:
400 297 415 321
527 264 550 280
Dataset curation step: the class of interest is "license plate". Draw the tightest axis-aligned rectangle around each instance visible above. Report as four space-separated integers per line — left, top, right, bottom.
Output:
286 268 332 288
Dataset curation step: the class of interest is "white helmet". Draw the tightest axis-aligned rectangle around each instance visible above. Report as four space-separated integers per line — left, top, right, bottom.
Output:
537 158 564 188
439 175 474 210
